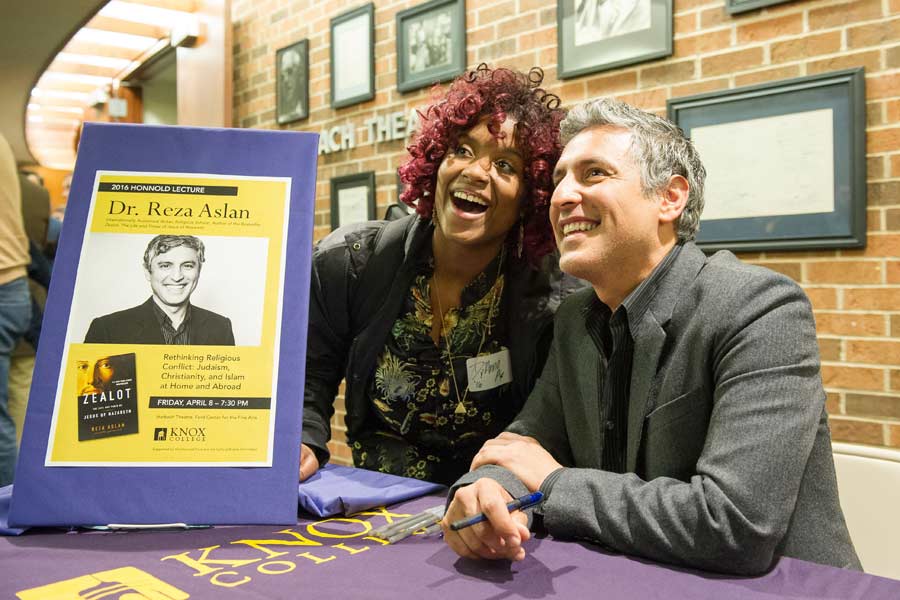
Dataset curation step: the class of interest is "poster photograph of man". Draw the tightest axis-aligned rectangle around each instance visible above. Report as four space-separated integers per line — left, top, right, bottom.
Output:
71 233 268 347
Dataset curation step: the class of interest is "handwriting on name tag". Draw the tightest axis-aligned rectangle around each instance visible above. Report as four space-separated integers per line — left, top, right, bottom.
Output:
466 347 512 392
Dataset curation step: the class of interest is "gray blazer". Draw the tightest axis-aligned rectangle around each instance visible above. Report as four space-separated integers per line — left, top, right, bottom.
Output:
457 243 860 575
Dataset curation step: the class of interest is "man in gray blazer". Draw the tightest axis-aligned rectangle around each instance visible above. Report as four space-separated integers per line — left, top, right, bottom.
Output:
441 99 860 575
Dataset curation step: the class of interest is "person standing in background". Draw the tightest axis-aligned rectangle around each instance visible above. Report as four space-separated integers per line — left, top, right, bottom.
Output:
7 170 52 447
0 133 33 486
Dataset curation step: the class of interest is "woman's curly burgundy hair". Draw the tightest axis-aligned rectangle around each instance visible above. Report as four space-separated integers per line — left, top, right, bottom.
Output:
398 64 565 265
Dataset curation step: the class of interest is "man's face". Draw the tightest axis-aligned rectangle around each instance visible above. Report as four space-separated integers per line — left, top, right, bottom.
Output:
144 245 200 308
550 125 664 284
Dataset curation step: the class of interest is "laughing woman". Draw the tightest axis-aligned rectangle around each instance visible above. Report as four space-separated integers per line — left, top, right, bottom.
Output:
300 65 576 486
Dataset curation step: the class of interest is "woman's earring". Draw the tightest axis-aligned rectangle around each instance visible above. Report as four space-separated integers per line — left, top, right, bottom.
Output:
517 218 524 258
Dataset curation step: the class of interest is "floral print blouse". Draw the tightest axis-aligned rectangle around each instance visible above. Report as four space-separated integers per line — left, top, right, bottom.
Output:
352 250 514 485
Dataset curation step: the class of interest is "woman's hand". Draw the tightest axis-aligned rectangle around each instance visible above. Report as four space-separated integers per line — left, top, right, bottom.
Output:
299 443 320 481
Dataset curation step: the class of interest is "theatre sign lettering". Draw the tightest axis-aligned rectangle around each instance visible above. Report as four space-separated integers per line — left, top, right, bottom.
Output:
318 109 421 155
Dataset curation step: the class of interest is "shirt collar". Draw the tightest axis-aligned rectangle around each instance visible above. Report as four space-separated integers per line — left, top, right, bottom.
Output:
621 243 682 329
583 243 683 333
151 300 192 329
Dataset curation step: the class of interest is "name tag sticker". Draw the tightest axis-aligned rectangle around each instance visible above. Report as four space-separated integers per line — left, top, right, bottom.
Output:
466 347 513 392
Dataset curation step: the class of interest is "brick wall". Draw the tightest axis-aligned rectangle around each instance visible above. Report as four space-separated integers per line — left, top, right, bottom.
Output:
233 0 900 463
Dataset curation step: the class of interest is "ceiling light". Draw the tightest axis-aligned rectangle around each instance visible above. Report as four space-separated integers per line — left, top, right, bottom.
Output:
99 1 196 28
41 72 112 86
32 90 93 101
74 28 161 51
56 52 131 70
25 0 200 170
27 104 84 114
28 116 80 126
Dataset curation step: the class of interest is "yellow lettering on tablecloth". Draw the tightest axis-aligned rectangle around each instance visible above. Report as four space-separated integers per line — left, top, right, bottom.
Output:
296 551 336 565
161 545 260 576
209 571 251 588
305 517 371 538
333 542 369 555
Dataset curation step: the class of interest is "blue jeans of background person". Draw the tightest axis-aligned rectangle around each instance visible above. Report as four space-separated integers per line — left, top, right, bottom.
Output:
0 277 31 486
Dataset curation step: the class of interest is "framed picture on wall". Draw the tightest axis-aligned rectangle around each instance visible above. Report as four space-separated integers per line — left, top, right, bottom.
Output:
330 3 375 109
667 68 866 252
276 39 309 124
331 172 376 230
557 0 672 79
396 0 466 93
726 0 794 15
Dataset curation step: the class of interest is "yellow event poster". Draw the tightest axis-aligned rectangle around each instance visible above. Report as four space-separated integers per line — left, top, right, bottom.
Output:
46 171 290 466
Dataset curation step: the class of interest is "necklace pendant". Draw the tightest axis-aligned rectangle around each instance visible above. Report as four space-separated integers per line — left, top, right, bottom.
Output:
454 401 466 415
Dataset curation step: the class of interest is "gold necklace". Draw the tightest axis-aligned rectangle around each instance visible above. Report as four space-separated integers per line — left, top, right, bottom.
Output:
431 246 505 416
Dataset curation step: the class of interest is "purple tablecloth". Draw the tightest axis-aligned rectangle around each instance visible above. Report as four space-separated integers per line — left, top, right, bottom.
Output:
2 495 897 599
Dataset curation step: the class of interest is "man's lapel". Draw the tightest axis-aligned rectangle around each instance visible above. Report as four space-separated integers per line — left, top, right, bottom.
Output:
626 315 665 471
573 311 603 463
625 243 708 472
136 298 166 344
188 305 205 343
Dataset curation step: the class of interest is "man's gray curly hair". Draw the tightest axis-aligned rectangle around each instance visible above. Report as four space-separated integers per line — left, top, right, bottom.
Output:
560 98 706 242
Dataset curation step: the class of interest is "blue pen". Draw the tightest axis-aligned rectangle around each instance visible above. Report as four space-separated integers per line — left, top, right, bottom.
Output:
449 491 544 531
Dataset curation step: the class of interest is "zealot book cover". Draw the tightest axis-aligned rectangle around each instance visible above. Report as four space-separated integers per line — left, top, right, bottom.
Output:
76 353 138 441
11 122 317 527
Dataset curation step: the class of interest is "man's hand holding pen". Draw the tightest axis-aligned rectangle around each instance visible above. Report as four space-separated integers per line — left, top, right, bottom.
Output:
441 478 532 561
442 432 561 561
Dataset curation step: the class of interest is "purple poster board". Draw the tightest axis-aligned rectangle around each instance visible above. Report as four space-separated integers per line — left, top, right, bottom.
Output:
9 123 317 526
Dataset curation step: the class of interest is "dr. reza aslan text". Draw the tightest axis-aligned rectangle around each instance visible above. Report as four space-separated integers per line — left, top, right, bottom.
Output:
107 200 250 219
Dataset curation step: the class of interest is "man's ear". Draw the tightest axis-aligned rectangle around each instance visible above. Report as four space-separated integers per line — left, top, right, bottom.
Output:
658 174 689 225
143 266 152 282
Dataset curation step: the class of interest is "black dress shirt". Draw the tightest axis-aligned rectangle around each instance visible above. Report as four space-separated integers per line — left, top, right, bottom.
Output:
151 301 193 345
585 244 683 473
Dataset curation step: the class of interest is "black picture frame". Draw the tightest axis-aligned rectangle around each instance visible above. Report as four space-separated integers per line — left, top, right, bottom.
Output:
396 0 466 93
726 0 794 15
330 172 376 230
667 68 866 252
275 39 309 124
557 0 672 79
330 3 375 109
